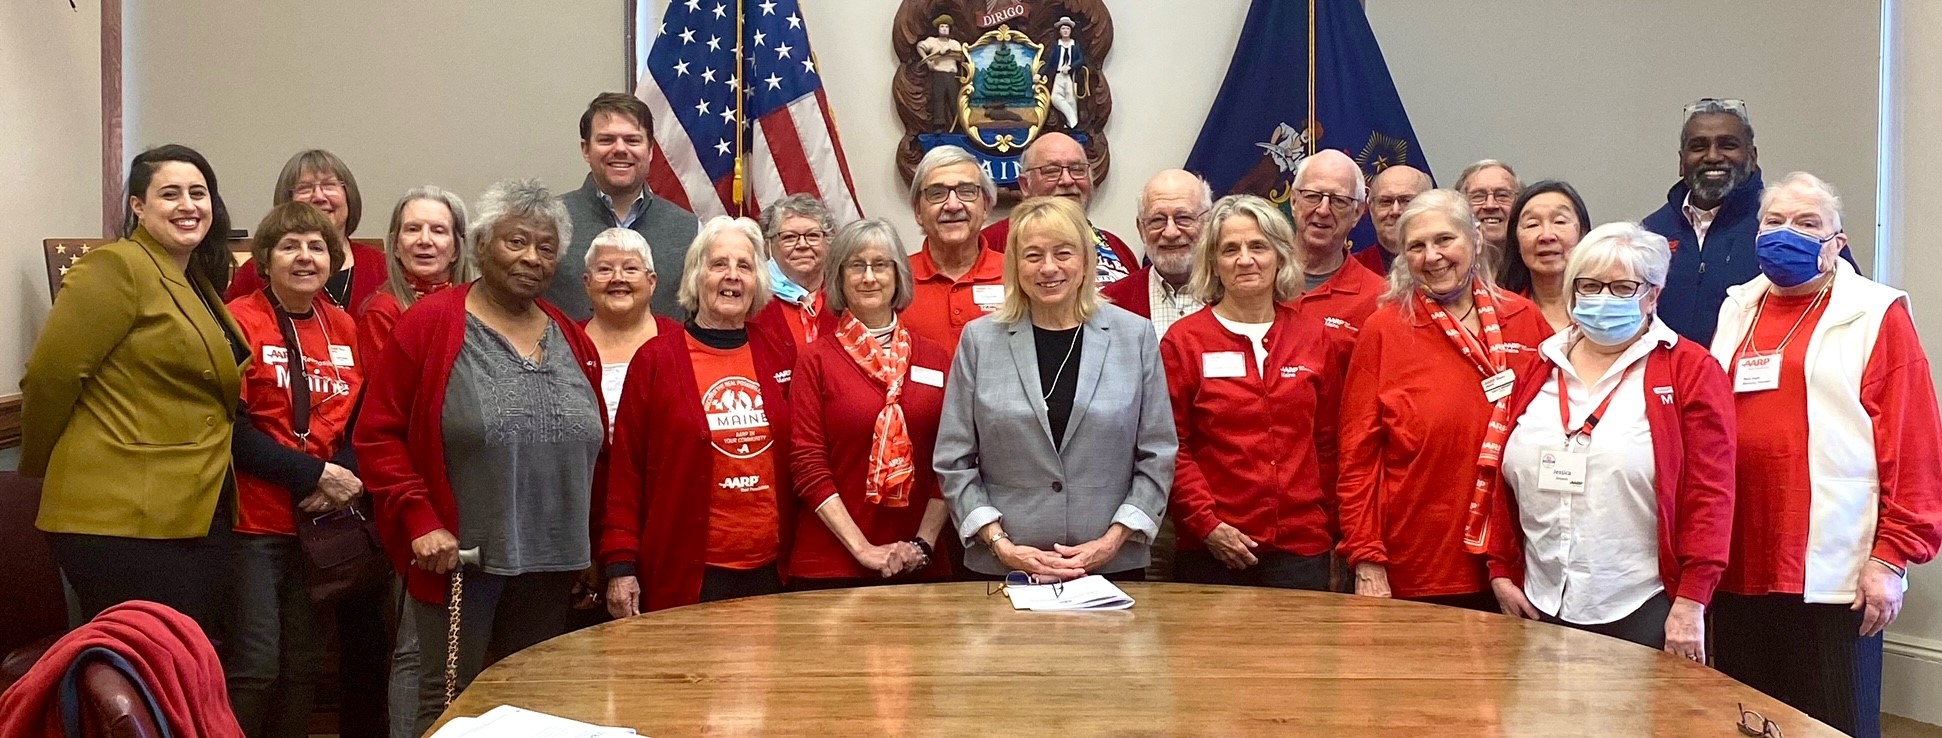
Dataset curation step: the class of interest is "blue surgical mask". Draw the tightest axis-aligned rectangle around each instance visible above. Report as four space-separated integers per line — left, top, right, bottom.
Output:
1572 293 1647 346
1755 226 1834 288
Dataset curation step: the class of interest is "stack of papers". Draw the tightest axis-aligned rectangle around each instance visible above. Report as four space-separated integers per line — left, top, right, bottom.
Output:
1003 574 1135 611
430 705 638 738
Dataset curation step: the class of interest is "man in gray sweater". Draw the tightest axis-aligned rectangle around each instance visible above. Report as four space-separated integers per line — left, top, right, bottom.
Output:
549 92 699 320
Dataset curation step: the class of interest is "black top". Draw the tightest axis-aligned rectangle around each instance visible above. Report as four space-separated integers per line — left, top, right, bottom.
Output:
1033 325 1083 450
686 321 749 350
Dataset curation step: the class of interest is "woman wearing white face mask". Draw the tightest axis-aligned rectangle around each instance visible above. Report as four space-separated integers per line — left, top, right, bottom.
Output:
1484 222 1736 661
1707 172 1942 737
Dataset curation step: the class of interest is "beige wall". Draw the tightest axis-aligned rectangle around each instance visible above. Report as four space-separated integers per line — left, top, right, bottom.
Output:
2 1 102 394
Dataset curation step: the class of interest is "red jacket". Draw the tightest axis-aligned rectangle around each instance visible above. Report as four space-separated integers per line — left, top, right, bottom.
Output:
1293 257 1385 332
1352 245 1394 278
751 293 840 348
1100 266 1152 318
1483 334 1737 606
228 290 364 536
787 329 952 580
353 284 608 604
1161 304 1352 556
0 601 244 738
600 323 799 611
357 290 405 363
228 243 389 318
1336 293 1552 598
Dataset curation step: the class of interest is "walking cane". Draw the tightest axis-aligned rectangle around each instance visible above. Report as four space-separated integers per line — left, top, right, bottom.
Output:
443 547 481 707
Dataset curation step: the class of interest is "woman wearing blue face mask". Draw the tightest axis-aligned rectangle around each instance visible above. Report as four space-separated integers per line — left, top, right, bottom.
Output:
1484 222 1737 661
1707 172 1942 738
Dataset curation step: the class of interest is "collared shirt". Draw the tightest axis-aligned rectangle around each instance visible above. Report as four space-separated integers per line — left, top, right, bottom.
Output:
1680 194 1721 251
906 240 1006 356
595 187 649 229
1503 319 1679 624
1147 269 1203 338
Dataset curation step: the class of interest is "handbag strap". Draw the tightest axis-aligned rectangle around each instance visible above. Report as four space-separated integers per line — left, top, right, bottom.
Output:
268 289 312 442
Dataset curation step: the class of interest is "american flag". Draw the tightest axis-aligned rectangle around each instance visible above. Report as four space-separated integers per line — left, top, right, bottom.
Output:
637 0 863 223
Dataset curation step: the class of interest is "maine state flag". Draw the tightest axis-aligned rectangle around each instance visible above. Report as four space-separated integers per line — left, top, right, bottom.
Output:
1185 0 1429 252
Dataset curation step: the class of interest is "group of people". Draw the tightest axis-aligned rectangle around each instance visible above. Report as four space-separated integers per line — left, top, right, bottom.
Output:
17 92 1938 738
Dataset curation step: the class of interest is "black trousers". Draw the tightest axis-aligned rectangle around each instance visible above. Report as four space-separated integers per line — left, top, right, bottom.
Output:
328 582 392 738
1538 592 1672 650
1172 549 1331 591
1713 593 1882 738
700 563 784 602
49 528 232 638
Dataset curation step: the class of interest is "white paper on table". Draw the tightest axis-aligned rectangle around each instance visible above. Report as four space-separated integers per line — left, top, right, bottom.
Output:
1003 574 1135 611
428 704 640 738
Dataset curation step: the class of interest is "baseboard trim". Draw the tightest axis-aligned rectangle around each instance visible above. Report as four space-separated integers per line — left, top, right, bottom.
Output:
1884 632 1942 724
0 394 20 449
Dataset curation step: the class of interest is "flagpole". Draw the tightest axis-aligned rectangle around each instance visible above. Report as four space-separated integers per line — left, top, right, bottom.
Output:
1305 0 1317 156
733 0 747 216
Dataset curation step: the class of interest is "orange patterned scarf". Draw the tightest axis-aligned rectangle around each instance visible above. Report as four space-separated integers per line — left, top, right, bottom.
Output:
1416 277 1514 554
834 313 915 506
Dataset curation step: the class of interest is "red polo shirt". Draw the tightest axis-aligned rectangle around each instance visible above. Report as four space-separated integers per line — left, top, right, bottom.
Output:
905 240 1006 356
1293 257 1386 333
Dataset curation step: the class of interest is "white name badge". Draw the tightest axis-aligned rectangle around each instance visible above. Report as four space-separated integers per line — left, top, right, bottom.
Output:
1538 449 1589 493
1481 369 1516 403
329 344 355 367
1735 355 1781 393
972 284 1005 307
910 366 945 388
1202 351 1247 379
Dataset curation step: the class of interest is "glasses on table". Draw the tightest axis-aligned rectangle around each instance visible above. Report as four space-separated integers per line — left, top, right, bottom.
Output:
1737 704 1782 737
986 571 1064 598
290 179 346 198
1572 277 1646 298
922 183 985 204
1296 188 1359 214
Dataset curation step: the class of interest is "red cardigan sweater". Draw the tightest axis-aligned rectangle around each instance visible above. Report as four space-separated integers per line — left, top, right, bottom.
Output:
600 321 799 612
1161 304 1352 557
353 284 608 604
1484 334 1738 606
1100 266 1153 319
787 329 952 580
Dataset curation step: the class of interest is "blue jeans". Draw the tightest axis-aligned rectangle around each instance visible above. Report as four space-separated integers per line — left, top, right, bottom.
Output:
224 533 321 738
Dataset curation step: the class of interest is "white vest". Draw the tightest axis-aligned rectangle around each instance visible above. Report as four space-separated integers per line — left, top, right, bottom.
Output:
1710 261 1909 603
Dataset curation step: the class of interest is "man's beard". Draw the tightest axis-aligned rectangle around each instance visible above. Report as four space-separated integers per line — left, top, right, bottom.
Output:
1149 247 1193 284
1686 162 1752 204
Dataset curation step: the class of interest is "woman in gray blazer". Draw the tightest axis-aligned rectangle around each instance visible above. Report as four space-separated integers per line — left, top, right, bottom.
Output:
934 196 1177 581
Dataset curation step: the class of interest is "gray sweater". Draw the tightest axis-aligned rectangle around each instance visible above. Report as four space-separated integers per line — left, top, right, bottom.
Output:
550 175 699 321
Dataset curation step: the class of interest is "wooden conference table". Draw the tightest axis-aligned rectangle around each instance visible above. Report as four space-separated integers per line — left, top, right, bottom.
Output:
433 582 1838 736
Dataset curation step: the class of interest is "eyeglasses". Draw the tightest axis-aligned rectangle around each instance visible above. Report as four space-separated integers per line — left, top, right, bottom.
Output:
843 260 897 276
1142 211 1207 233
1466 189 1517 206
1373 195 1417 210
773 230 826 247
291 179 346 198
1573 277 1647 298
1029 163 1090 181
1686 97 1749 117
591 265 649 281
1296 188 1359 213
1737 704 1782 738
986 570 1064 597
922 183 985 205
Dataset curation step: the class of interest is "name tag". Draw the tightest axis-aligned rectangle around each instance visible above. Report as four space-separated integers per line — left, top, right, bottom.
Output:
1538 449 1588 493
910 366 945 388
1202 351 1247 379
329 344 355 367
1735 355 1780 393
972 284 1005 308
1481 369 1516 403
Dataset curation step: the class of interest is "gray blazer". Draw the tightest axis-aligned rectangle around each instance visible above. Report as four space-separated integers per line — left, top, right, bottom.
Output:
934 304 1177 575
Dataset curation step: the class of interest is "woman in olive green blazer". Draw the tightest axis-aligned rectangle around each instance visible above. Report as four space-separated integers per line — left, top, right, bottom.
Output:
20 145 246 628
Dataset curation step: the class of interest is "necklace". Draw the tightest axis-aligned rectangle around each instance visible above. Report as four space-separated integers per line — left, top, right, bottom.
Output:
1041 327 1080 404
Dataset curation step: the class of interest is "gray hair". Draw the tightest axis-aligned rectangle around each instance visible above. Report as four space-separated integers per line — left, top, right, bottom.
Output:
1384 189 1496 306
1682 98 1756 145
758 194 835 244
1191 194 1304 304
908 145 997 208
382 185 476 309
1759 171 1844 233
822 218 916 315
1565 222 1672 311
1133 171 1214 217
1455 159 1519 194
585 227 654 271
1292 150 1368 202
470 179 572 257
677 215 772 316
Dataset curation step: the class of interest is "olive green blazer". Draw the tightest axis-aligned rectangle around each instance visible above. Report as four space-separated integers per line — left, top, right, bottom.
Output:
21 227 247 539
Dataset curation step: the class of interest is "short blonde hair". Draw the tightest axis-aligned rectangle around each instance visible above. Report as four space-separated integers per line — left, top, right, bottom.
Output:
677 215 772 316
1190 194 1303 304
997 197 1100 325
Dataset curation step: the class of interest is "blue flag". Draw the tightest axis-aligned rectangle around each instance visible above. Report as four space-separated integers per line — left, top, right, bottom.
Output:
1184 0 1430 252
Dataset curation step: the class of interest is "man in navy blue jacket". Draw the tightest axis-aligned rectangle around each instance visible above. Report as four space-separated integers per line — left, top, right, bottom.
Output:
1641 98 1765 345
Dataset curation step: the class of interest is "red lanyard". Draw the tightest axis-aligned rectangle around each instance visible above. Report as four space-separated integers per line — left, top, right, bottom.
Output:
1556 363 1633 444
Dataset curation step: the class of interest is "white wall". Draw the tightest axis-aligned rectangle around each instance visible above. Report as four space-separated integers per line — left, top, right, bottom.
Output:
1 1 102 393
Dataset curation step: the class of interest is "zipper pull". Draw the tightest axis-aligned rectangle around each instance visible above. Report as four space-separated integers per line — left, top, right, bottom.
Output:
1699 261 1706 275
